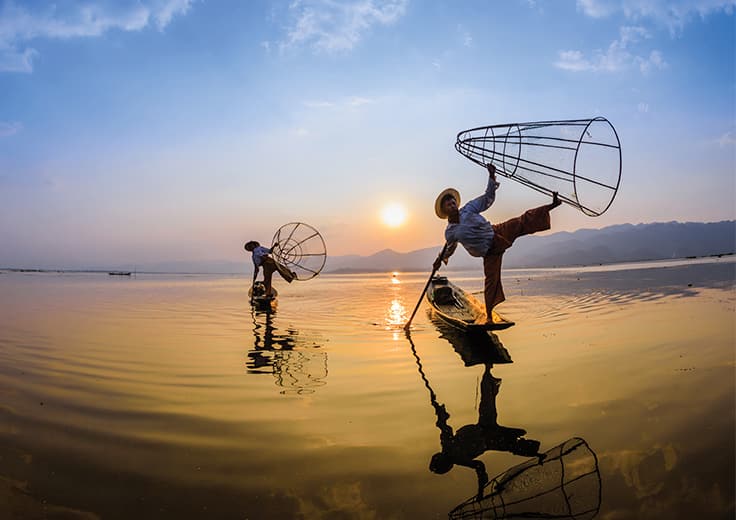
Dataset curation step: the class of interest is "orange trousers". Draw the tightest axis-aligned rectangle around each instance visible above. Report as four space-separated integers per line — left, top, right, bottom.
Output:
483 204 551 315
261 257 292 294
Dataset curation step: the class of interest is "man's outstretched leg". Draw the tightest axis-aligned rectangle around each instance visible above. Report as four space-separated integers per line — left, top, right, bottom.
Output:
482 193 561 323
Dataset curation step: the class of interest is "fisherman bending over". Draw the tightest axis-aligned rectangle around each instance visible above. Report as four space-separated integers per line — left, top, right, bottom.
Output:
244 241 295 297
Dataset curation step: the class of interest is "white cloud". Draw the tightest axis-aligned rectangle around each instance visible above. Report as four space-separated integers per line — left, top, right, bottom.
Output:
0 121 22 137
577 0 618 17
623 0 736 36
619 25 650 45
0 44 37 73
554 50 594 71
555 25 665 73
304 96 375 109
565 1 731 75
717 131 736 147
637 49 668 73
457 24 472 47
279 0 408 54
0 0 195 73
525 0 545 12
304 100 336 108
555 41 632 72
577 0 736 35
347 96 373 106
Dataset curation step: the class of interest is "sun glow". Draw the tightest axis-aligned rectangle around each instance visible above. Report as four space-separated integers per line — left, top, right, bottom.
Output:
380 203 407 228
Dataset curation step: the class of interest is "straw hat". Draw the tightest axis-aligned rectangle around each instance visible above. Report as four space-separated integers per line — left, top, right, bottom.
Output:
434 188 460 219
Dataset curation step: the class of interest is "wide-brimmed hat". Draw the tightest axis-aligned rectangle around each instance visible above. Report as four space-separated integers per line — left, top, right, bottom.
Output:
434 188 460 219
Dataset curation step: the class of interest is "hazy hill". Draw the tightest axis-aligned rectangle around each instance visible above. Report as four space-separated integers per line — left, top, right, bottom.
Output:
13 221 730 274
324 220 736 273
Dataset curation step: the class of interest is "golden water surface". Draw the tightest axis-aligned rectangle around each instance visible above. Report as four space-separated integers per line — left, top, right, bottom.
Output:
0 259 734 519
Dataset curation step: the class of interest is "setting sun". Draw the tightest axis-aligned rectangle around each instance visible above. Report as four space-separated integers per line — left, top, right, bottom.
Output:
380 203 407 228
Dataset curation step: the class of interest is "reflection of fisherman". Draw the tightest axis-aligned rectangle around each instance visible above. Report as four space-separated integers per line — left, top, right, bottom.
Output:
433 163 561 325
244 240 296 297
429 364 541 499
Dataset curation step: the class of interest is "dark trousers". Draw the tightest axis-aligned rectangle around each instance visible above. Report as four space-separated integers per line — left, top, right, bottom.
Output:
482 204 552 315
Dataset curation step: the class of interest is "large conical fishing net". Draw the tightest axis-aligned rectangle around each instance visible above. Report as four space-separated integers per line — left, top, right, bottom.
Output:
270 222 327 281
456 118 621 216
449 437 601 519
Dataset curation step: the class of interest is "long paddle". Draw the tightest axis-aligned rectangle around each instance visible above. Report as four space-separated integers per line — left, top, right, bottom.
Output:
404 243 449 332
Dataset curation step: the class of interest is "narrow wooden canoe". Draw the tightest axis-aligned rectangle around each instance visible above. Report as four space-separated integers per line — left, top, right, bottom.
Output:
249 282 278 309
426 276 514 332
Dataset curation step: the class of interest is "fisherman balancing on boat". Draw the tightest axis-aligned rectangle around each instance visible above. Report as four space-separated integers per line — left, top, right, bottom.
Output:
433 163 561 325
244 241 296 298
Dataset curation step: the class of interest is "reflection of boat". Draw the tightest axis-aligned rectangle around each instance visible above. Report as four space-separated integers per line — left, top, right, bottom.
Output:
449 437 601 519
429 311 512 366
426 276 514 331
249 281 277 310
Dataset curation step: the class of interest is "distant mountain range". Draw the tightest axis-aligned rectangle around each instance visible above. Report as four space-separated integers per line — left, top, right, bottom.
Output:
5 221 732 275
324 220 736 273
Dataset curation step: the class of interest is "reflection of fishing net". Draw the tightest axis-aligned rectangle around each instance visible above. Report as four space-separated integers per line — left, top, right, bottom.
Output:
456 118 621 216
449 437 601 519
248 312 328 395
271 222 327 281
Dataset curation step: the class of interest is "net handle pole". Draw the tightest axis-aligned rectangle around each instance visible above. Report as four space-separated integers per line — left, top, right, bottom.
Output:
404 243 448 332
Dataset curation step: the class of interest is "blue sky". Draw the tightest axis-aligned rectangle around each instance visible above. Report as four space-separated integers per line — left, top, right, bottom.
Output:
0 0 734 268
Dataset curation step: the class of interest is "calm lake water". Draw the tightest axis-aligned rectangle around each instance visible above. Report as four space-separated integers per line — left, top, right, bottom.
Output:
1 258 734 519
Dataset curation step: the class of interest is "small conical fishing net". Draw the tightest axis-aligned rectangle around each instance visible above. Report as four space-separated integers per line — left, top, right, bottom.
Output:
271 222 327 281
456 118 621 216
449 437 601 519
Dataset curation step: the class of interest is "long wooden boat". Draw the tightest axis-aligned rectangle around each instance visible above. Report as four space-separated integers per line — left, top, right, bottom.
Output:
426 276 514 332
249 282 278 310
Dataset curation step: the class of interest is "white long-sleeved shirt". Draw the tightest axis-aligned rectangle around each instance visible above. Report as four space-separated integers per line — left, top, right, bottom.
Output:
251 246 272 267
444 176 498 259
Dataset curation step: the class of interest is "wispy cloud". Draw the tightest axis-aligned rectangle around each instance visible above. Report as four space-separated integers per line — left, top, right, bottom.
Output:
457 24 472 47
636 49 667 73
304 100 336 108
0 0 195 73
576 0 618 18
304 96 376 108
637 102 649 113
347 96 373 106
561 1 732 73
577 0 736 35
0 121 22 137
555 25 667 73
278 0 408 54
717 131 736 147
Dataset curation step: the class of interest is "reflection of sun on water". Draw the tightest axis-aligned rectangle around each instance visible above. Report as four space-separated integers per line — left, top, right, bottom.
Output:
391 272 400 284
385 298 407 340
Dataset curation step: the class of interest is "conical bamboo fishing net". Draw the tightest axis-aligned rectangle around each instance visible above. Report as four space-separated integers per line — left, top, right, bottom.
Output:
456 118 621 216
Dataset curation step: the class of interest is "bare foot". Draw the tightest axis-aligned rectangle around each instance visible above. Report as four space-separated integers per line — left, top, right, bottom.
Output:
550 192 561 209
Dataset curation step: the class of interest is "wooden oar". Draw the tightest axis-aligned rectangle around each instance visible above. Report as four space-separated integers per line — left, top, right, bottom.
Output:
404 243 449 332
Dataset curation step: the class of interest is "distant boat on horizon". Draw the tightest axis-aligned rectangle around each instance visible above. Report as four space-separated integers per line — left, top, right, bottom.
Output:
108 271 132 276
